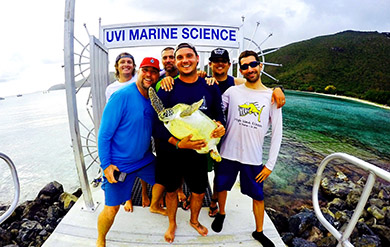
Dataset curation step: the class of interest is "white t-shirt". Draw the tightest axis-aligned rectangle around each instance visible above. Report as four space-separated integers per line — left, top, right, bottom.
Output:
105 74 137 102
220 84 283 170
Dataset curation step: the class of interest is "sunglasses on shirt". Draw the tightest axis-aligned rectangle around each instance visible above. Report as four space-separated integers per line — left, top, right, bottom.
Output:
240 61 260 70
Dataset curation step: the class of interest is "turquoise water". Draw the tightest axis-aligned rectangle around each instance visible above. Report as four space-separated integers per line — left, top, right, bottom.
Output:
0 89 389 212
264 91 390 213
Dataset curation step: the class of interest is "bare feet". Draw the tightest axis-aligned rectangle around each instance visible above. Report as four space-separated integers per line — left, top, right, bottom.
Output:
150 205 167 216
96 238 105 247
124 200 133 212
189 220 208 236
142 195 151 207
164 224 177 243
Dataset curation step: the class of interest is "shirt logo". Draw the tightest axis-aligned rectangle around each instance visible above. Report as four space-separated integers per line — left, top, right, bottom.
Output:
238 102 265 122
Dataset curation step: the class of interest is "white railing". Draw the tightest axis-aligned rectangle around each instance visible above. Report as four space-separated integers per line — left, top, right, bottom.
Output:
312 152 390 247
0 153 20 224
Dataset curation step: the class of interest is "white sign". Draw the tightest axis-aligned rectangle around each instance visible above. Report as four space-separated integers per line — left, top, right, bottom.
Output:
100 23 240 49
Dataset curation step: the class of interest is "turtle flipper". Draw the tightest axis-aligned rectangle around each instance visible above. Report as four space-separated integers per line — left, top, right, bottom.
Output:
148 87 165 114
210 149 221 162
180 99 203 117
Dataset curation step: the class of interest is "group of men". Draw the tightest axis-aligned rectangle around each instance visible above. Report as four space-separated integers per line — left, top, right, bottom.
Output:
96 43 284 247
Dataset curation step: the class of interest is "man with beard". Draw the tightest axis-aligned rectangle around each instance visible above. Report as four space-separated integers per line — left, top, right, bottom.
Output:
211 50 283 247
153 43 225 243
97 57 167 247
207 48 285 218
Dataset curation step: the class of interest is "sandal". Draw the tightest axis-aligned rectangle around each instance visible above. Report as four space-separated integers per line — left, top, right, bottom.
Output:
181 195 191 210
208 198 219 217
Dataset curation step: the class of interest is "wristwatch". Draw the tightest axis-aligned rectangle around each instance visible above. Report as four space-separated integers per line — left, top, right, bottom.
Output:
273 85 285 93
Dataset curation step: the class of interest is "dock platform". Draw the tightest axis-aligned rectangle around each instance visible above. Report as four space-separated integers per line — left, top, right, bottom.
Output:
43 175 285 247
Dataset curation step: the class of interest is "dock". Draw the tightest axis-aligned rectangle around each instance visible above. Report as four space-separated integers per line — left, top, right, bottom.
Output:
43 174 285 247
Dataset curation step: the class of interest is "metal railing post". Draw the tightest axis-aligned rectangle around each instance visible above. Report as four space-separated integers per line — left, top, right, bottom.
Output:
312 152 390 247
64 0 95 211
0 153 20 224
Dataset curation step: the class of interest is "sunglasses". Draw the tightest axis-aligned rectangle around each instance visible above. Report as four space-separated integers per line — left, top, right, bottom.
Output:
240 61 260 70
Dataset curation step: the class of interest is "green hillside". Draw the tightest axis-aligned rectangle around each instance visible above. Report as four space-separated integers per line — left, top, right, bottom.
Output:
262 30 390 105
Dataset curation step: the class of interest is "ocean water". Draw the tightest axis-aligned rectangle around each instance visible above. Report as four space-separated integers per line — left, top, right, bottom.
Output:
1 89 389 213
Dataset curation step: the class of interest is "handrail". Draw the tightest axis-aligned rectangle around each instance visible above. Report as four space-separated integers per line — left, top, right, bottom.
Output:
0 153 20 224
312 152 390 247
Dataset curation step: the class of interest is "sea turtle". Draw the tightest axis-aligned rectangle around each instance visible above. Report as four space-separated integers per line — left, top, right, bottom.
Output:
148 87 221 162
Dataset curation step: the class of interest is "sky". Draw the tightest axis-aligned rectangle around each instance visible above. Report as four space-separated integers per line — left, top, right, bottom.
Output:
0 0 389 97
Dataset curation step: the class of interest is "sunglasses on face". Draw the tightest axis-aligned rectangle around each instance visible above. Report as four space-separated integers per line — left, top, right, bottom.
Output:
240 61 260 70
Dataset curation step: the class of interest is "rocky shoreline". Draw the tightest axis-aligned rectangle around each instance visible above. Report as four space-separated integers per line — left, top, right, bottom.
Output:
1 173 389 247
267 171 390 247
0 181 79 247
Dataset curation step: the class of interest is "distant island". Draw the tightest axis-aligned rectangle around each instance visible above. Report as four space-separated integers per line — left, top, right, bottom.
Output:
48 72 116 91
263 30 390 106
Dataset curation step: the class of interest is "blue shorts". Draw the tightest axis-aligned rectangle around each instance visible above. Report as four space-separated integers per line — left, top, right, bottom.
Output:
215 159 264 201
101 161 156 206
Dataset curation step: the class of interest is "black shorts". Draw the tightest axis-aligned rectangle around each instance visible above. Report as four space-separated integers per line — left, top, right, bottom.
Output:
155 145 208 194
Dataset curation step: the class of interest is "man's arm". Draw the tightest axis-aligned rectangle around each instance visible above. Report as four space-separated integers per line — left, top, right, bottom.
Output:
271 87 286 108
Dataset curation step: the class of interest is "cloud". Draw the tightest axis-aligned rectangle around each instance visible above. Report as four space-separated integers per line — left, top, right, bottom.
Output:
0 0 388 97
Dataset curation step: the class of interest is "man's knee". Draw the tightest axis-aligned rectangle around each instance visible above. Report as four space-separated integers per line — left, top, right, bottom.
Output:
103 205 120 217
166 191 178 200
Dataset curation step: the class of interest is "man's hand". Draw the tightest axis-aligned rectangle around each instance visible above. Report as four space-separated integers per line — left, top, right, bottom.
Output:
160 76 174 91
205 77 219 86
255 166 272 183
271 87 285 108
210 121 225 138
104 164 119 184
178 134 207 150
197 70 207 78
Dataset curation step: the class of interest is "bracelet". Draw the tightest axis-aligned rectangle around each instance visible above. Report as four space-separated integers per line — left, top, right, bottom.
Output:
176 140 181 149
273 85 285 93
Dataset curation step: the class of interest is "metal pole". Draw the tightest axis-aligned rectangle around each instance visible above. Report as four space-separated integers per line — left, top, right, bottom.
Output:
64 0 95 211
0 153 20 224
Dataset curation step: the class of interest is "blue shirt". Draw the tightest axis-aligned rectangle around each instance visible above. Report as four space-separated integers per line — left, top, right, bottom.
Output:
98 83 155 173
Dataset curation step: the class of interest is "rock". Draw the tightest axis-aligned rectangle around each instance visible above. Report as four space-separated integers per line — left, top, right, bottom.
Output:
21 201 42 220
265 207 289 233
292 237 317 247
37 181 64 203
59 192 78 210
371 224 390 244
346 189 363 208
316 235 337 247
72 188 82 198
357 221 375 236
378 186 390 200
281 232 294 246
321 177 356 199
327 198 346 211
17 220 43 244
367 205 385 220
288 209 317 236
369 198 385 208
354 234 381 247
307 226 323 242
0 228 12 244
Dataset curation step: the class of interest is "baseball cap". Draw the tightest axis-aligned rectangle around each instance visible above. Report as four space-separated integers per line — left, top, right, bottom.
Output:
139 57 160 71
115 53 134 64
209 48 230 62
174 42 198 56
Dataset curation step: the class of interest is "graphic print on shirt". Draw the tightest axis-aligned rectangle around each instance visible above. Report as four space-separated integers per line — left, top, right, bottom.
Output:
237 102 265 129
199 96 208 111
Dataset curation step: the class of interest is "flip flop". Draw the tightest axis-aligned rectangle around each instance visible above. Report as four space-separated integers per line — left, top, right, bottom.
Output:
208 198 218 217
181 195 191 210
